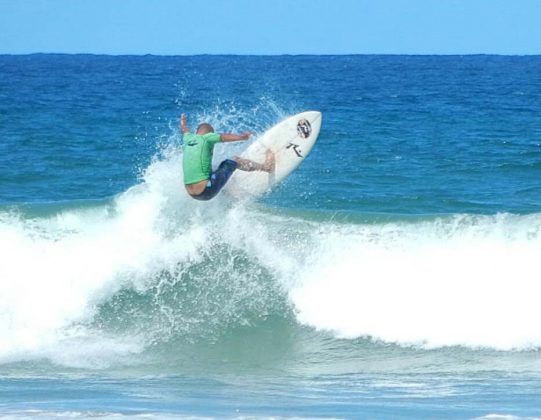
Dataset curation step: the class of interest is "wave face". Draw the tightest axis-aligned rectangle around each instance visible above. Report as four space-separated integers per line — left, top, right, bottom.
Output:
2 141 541 372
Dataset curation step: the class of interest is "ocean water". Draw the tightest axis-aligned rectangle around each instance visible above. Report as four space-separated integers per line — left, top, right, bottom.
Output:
1 54 541 419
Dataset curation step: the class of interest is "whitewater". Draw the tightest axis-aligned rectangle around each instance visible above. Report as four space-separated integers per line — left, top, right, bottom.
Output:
2 141 541 371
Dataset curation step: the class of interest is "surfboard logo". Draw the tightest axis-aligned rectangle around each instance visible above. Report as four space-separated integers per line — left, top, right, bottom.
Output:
287 142 303 158
297 119 312 139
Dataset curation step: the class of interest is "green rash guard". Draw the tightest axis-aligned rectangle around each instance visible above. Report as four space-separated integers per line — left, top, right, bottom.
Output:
182 132 222 185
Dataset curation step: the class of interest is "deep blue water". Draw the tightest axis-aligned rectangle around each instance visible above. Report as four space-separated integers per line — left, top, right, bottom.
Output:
2 54 540 213
1 54 541 419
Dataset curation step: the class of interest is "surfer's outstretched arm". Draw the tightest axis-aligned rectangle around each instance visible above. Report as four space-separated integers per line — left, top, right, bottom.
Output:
221 132 252 142
180 114 190 133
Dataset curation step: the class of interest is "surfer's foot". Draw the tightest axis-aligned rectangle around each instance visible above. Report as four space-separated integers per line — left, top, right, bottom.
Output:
262 150 275 173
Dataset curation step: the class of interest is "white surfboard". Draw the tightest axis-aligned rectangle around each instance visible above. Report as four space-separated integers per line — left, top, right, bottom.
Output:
225 111 322 197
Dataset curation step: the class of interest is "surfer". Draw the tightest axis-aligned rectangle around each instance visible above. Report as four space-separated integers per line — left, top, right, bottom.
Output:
180 114 274 200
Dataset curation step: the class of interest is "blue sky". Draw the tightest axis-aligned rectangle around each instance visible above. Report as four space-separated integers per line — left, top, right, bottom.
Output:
1 0 540 55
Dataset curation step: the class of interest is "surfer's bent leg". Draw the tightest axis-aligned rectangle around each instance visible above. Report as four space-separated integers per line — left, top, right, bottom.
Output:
233 150 275 173
192 159 238 201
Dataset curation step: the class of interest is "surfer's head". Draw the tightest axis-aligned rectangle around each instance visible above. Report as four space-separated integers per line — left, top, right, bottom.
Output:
196 123 214 135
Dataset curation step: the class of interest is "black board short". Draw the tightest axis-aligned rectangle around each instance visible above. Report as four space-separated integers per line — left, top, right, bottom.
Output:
191 159 238 201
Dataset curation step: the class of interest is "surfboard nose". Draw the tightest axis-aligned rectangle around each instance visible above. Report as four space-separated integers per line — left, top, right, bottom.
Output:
297 111 322 128
303 111 322 135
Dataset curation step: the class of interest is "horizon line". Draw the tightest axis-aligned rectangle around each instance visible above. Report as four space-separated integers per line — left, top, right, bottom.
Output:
1 52 541 58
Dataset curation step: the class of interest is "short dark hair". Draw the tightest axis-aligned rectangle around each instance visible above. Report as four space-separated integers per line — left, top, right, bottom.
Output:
196 123 214 134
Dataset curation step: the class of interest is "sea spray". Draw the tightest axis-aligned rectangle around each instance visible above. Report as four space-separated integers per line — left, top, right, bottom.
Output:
0 147 291 367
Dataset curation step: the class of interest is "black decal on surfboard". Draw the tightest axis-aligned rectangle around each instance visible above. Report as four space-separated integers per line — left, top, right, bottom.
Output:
297 119 312 139
287 142 303 158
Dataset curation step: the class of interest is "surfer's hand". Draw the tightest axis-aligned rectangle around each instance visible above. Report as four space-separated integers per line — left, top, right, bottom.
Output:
180 114 189 133
240 132 252 140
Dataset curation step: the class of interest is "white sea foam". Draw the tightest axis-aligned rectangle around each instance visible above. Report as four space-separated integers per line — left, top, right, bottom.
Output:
290 213 541 350
0 140 295 367
0 148 208 366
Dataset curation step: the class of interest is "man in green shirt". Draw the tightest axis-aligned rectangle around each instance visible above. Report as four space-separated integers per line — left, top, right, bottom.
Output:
180 114 274 200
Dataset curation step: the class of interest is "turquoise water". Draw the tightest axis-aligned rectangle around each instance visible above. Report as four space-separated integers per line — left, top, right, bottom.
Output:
1 54 541 419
